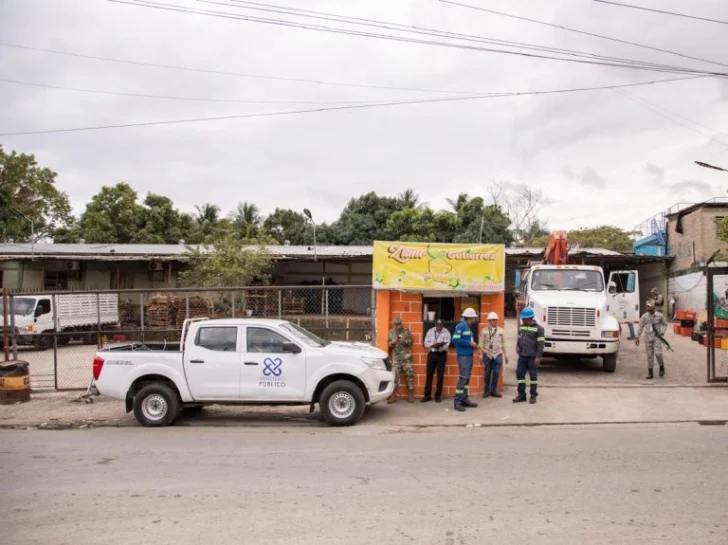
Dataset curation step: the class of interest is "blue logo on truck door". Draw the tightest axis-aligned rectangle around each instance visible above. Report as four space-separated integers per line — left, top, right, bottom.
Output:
263 357 283 377
259 357 285 388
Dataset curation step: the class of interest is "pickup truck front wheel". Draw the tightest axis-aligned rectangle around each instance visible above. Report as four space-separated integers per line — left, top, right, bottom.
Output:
133 383 180 427
320 380 366 426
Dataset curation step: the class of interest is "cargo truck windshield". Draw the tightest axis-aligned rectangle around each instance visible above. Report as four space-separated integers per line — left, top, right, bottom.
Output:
532 270 604 292
0 297 36 316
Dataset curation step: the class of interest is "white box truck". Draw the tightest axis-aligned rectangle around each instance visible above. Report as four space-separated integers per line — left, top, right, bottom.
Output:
1 293 119 350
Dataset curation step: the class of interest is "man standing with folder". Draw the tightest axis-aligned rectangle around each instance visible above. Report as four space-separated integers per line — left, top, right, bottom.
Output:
421 319 451 403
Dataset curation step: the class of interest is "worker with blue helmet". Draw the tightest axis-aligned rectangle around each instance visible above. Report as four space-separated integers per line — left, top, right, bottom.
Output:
514 307 544 404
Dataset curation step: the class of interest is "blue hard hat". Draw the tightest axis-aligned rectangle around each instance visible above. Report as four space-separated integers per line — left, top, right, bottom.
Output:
520 307 535 319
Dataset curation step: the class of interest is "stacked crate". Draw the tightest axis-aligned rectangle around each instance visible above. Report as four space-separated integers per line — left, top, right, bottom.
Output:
174 296 213 327
146 294 180 328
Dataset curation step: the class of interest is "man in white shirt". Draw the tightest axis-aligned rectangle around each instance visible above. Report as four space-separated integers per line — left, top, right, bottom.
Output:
421 319 451 403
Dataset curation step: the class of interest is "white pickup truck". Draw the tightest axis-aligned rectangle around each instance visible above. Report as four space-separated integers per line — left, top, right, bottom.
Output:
93 318 394 427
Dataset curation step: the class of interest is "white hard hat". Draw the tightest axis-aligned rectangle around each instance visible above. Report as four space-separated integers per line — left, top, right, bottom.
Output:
487 311 499 321
462 307 478 318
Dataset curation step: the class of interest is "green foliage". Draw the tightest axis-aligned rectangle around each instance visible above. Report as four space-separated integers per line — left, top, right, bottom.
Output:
567 225 634 252
178 235 272 287
231 202 262 239
75 182 144 243
263 208 311 245
136 193 193 244
0 146 72 241
449 194 513 245
330 192 403 244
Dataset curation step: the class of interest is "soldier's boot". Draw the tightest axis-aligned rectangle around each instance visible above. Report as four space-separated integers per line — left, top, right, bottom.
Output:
453 402 466 412
513 395 527 403
645 368 654 380
462 398 478 408
407 390 415 403
387 391 398 404
659 365 665 377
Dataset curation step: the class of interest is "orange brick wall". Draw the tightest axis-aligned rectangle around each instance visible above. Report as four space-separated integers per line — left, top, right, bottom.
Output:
376 290 505 399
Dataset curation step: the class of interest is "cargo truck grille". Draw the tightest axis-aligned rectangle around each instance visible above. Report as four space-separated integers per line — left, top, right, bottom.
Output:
547 307 596 328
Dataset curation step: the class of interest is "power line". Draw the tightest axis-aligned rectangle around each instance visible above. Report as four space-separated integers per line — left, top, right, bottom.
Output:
0 42 467 96
0 75 703 137
109 0 728 77
594 0 728 25
210 0 686 71
0 76 381 105
612 88 728 149
439 0 728 69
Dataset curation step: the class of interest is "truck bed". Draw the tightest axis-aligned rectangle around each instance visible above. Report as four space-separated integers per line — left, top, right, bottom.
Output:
104 342 181 352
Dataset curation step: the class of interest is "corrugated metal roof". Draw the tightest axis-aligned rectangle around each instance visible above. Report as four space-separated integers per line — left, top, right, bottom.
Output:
0 242 631 259
0 243 373 260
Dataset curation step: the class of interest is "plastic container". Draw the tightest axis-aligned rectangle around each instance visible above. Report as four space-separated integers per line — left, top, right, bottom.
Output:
0 360 30 404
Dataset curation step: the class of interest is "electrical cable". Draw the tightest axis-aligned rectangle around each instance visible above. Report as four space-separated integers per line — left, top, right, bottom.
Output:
594 0 728 25
0 74 704 137
0 42 467 96
440 0 728 69
209 0 690 72
109 0 728 77
0 76 382 105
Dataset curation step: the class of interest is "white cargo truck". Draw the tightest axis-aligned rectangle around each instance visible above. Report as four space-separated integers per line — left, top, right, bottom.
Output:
0 293 119 350
92 318 394 427
519 265 639 372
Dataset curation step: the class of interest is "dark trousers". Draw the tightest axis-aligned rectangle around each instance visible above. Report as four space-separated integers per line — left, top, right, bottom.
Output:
424 351 446 400
483 354 503 394
516 355 538 398
455 355 474 404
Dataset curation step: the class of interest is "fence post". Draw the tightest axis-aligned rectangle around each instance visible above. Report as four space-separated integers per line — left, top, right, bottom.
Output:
185 294 190 321
2 288 9 361
325 289 329 329
231 292 236 318
96 292 102 348
140 292 145 342
278 290 282 319
52 293 58 390
9 295 18 360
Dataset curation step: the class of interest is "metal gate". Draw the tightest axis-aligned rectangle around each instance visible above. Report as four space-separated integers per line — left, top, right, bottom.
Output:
705 267 728 383
3 285 374 390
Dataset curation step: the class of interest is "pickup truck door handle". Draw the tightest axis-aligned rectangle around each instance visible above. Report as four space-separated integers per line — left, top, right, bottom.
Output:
244 361 259 366
189 359 205 364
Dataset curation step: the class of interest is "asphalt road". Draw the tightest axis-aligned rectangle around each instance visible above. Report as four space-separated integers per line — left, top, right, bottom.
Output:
2 424 727 545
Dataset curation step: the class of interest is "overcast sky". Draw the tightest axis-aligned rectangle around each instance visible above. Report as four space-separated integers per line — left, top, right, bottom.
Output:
1 0 727 235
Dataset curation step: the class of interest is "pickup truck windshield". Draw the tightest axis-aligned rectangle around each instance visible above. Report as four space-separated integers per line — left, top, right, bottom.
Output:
532 270 604 292
0 297 36 316
280 322 329 347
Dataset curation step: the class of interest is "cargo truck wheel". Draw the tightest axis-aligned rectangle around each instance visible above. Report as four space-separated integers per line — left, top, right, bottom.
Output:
320 380 366 426
602 353 617 373
133 383 180 427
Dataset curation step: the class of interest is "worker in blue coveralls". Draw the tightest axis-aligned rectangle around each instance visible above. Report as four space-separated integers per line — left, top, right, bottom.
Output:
513 307 545 405
452 307 480 412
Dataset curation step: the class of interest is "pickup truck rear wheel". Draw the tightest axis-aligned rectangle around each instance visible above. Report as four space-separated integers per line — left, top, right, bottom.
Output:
133 383 180 427
320 380 366 426
602 353 617 373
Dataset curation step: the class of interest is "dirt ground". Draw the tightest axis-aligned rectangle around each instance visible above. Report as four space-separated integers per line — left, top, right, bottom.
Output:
11 317 721 391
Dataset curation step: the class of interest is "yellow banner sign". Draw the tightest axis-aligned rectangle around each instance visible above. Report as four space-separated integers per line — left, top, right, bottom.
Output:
373 241 505 293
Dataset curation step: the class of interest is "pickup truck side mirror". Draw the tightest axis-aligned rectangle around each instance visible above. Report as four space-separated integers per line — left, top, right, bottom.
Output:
281 342 302 354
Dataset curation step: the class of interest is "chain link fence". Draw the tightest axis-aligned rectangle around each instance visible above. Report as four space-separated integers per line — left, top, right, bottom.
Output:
3 285 373 390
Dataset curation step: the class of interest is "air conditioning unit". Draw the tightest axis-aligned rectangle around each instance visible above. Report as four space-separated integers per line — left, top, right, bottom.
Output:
148 261 165 272
66 260 81 271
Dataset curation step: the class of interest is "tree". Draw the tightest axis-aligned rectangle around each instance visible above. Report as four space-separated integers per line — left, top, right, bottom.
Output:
330 192 403 244
397 188 421 209
178 235 272 287
448 193 513 244
520 220 550 246
263 208 312 245
488 183 546 244
231 202 262 239
384 207 459 242
75 182 144 243
0 146 72 241
567 225 634 252
136 193 192 244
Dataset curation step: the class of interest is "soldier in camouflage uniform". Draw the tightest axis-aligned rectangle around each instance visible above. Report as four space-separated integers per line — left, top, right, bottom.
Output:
387 317 415 403
636 300 668 379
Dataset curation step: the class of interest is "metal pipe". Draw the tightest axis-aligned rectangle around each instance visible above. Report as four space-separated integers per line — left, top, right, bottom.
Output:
231 292 236 318
140 292 145 342
96 292 102 348
52 293 58 390
2 288 9 361
9 297 17 360
278 290 282 319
